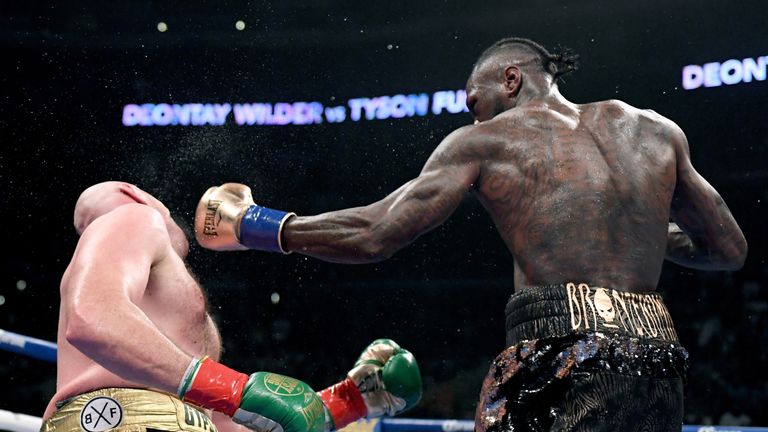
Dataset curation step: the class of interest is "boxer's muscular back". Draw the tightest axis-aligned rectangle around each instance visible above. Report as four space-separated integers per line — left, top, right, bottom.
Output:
476 100 676 292
46 204 220 419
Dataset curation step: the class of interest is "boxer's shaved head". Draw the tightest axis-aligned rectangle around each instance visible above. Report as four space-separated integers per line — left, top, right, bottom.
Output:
73 181 189 258
74 181 138 234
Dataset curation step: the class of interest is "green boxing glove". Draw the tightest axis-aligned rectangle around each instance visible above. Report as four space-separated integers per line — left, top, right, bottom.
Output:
179 358 326 432
234 372 327 432
318 339 423 430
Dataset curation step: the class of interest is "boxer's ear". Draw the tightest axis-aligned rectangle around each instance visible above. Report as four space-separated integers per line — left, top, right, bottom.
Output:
118 182 149 205
503 66 522 97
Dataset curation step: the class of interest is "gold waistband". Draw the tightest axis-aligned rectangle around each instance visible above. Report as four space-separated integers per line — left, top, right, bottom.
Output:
41 388 217 432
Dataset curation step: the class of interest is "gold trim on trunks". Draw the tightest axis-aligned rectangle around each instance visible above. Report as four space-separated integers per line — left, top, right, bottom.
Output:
41 388 218 432
565 282 678 341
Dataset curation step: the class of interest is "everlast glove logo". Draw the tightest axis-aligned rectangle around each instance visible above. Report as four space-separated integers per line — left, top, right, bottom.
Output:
204 200 223 236
566 283 677 341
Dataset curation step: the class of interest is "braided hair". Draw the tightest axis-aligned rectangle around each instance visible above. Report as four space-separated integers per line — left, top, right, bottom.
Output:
476 37 580 82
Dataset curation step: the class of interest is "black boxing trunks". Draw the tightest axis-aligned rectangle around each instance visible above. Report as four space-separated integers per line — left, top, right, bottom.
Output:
41 388 217 432
476 283 689 432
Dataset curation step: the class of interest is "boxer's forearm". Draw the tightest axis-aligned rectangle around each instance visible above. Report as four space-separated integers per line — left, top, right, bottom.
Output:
665 222 745 270
665 222 707 268
197 130 478 257
283 172 468 263
66 300 192 394
282 205 412 263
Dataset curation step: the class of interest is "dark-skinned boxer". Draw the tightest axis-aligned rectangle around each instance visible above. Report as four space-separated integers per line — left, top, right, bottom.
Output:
194 37 747 431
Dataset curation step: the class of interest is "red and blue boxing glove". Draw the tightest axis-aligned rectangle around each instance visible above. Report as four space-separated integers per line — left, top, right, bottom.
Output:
194 183 295 253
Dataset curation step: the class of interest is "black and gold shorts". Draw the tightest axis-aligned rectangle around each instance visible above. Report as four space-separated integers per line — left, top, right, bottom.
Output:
475 283 689 432
41 388 217 432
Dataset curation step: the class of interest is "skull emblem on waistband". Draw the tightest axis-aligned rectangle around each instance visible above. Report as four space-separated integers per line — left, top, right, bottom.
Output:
594 288 616 323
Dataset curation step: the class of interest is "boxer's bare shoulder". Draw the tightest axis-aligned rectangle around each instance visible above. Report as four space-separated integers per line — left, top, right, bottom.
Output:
65 204 169 278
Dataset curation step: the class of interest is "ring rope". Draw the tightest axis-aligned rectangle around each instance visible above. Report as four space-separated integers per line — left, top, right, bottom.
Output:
1 329 765 432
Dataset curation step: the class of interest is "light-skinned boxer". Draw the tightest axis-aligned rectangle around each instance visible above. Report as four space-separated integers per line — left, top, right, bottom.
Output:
42 181 421 432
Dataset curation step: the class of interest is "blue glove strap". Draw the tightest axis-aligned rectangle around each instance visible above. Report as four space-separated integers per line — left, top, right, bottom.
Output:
240 205 295 254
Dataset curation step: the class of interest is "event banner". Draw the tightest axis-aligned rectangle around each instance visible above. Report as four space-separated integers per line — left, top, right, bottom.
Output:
122 89 469 127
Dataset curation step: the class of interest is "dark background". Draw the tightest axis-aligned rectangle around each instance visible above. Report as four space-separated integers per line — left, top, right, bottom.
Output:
1 0 767 427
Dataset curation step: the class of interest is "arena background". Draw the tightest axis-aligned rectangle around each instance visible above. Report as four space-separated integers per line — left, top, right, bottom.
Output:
2 0 767 427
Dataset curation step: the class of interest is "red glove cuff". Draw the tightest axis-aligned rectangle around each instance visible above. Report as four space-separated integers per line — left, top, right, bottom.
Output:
183 358 250 416
318 377 368 430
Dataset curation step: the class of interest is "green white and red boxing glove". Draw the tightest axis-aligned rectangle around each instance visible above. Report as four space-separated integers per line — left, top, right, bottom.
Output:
194 183 295 253
178 339 422 432
317 339 423 430
178 357 326 432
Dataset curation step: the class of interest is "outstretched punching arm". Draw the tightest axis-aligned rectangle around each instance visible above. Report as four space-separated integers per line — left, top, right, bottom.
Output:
664 121 747 270
195 126 481 263
283 128 480 262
